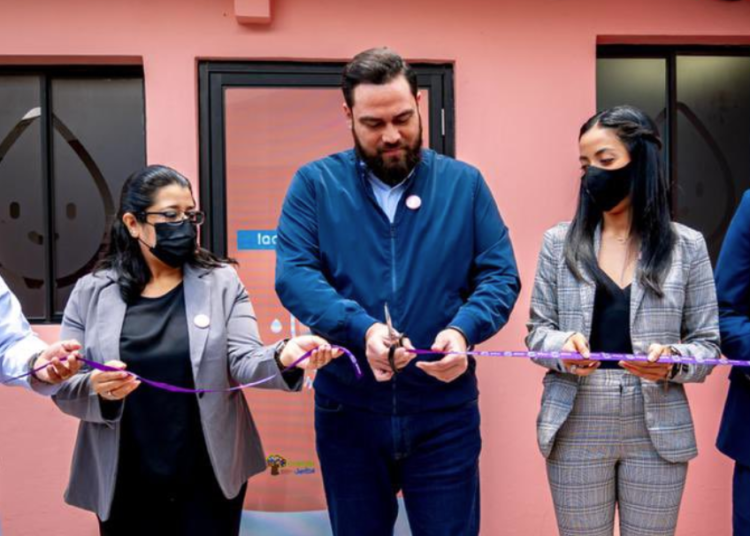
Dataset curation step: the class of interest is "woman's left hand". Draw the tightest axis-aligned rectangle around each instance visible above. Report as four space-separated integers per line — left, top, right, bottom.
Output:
619 344 673 381
279 336 342 370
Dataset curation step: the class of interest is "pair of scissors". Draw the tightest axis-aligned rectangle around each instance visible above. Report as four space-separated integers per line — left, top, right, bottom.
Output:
384 303 407 374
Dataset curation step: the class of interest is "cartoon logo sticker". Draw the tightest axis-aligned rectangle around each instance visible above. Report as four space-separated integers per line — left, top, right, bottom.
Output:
266 454 287 476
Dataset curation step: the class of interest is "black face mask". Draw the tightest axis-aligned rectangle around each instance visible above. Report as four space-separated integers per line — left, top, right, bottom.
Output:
146 220 197 268
582 163 633 212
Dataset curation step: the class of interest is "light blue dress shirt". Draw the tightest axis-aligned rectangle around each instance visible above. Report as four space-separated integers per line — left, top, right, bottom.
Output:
368 171 410 223
0 276 48 390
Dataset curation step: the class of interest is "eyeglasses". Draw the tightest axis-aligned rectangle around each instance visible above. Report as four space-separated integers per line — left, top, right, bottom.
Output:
139 210 206 226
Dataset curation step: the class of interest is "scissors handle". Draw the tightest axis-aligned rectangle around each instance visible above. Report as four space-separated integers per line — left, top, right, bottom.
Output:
384 303 408 374
388 334 408 374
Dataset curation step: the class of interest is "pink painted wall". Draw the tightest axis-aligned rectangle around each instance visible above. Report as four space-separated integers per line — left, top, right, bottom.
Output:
0 0 749 534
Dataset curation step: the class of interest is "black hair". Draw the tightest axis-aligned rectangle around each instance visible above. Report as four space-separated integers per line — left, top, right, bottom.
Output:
564 105 675 297
95 165 235 303
342 47 418 109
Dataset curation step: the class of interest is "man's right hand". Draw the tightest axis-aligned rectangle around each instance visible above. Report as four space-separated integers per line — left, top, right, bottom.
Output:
365 323 415 382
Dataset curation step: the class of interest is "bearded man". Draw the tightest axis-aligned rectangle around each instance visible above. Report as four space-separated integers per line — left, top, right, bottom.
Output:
275 47 520 536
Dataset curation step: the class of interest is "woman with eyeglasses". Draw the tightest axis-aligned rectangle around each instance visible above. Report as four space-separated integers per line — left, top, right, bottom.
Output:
526 105 720 536
52 165 340 536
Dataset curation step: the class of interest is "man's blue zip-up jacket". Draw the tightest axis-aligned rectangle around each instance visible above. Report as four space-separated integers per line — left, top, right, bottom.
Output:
275 149 521 414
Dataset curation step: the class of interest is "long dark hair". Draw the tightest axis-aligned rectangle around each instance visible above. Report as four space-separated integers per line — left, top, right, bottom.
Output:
96 165 234 303
564 105 675 297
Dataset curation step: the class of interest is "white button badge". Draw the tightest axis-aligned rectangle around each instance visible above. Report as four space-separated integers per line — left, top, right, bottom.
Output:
406 195 422 210
194 314 211 329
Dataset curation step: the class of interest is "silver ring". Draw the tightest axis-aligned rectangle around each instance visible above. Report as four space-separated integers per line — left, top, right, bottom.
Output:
570 364 578 374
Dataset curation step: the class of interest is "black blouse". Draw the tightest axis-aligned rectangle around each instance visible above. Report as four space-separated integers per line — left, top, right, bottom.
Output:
117 283 214 495
588 282 633 370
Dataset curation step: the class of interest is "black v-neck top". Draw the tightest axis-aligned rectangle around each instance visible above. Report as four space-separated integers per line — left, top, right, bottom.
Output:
589 280 633 370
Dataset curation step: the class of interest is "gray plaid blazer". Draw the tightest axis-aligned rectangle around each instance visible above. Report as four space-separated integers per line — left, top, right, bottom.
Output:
526 222 720 463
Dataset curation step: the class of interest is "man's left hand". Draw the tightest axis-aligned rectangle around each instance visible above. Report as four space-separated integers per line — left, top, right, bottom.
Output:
33 340 82 385
417 329 469 383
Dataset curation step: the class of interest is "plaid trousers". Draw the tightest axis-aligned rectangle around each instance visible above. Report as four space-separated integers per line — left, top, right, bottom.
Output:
547 370 688 536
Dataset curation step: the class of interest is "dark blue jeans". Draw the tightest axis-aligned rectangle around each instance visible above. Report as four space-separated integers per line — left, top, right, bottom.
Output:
315 394 481 536
735 463 750 536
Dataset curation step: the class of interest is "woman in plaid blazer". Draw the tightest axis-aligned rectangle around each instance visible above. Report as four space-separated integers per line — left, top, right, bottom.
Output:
526 105 720 536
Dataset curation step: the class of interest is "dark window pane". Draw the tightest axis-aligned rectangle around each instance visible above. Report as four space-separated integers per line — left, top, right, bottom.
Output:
675 56 750 261
596 58 667 128
51 77 146 314
0 76 46 319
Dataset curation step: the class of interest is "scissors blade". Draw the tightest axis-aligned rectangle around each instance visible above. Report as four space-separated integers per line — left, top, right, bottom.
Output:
384 303 398 342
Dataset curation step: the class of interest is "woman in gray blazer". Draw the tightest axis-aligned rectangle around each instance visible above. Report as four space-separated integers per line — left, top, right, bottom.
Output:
527 106 720 536
53 165 339 536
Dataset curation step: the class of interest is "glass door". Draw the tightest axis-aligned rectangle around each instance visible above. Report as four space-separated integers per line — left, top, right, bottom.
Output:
200 61 454 534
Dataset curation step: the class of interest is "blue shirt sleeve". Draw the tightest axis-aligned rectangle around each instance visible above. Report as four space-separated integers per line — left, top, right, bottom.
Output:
275 170 379 351
0 276 46 386
448 173 521 345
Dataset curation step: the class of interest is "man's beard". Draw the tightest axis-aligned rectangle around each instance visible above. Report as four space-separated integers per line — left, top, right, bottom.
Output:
354 122 423 187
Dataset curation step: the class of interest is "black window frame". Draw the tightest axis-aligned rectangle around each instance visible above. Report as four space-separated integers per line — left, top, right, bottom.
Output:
597 44 750 217
0 65 146 323
198 60 456 257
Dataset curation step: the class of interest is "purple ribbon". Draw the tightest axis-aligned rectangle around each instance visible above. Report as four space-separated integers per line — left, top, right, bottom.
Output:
410 349 750 367
4 346 363 393
7 345 747 393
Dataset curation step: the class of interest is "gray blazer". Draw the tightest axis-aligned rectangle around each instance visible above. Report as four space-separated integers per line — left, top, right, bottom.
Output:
53 264 300 520
526 222 720 463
